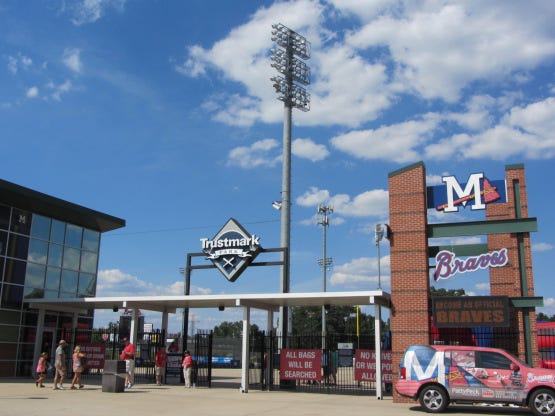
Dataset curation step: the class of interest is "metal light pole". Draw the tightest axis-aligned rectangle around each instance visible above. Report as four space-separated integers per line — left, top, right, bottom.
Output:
270 23 310 342
317 204 333 348
179 266 190 344
374 224 388 289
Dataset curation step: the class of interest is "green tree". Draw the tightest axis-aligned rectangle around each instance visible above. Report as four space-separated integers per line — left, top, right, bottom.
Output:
291 305 382 336
213 321 259 337
430 286 466 297
537 312 555 322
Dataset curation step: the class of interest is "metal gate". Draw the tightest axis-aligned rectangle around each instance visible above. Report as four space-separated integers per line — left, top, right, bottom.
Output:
62 327 165 385
248 332 383 395
193 330 213 387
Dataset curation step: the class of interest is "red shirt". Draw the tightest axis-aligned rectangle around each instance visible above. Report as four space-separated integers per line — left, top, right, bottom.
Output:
155 350 167 367
121 343 135 360
182 355 193 368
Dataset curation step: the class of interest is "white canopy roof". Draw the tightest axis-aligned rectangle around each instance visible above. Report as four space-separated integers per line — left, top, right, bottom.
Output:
27 290 391 314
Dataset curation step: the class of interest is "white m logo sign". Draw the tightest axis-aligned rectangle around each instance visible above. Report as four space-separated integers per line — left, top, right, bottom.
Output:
442 173 485 213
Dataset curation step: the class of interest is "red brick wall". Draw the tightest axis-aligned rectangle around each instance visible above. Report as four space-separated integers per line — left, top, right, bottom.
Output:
487 165 538 364
389 162 430 401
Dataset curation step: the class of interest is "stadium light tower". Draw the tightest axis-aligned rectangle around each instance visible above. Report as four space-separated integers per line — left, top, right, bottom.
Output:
270 23 311 341
317 204 333 348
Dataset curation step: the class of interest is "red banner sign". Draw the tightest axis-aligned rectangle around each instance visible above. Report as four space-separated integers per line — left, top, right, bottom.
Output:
280 349 321 381
354 350 393 382
80 343 106 369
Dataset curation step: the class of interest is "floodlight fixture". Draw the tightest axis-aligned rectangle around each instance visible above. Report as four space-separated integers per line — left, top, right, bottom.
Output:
271 23 311 60
270 49 310 85
270 76 310 111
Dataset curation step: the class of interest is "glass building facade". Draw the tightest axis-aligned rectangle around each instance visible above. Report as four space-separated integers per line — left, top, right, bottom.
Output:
0 179 124 377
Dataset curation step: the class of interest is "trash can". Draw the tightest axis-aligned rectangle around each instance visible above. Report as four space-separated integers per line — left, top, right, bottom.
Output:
102 360 126 393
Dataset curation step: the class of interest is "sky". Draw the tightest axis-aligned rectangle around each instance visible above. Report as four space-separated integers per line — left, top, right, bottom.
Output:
2 0 555 334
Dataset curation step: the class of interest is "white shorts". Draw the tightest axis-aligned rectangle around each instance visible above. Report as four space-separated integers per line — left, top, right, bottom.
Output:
125 359 135 374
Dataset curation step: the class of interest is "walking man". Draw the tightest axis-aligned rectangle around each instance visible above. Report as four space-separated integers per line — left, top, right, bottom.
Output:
53 340 67 390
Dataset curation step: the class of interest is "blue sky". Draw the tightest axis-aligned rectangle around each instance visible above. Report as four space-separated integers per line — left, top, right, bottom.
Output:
2 0 555 334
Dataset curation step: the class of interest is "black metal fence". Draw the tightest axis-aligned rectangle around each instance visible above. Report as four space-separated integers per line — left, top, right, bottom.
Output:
247 332 387 395
53 327 165 385
42 324 555 391
430 326 520 354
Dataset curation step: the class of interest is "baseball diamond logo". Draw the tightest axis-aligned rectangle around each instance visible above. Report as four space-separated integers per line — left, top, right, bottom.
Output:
200 218 262 282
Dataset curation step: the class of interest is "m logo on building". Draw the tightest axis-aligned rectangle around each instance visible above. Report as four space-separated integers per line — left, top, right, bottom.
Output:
427 172 506 212
200 218 262 282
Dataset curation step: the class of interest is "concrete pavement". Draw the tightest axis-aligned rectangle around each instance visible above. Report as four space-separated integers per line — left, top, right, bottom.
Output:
0 379 531 416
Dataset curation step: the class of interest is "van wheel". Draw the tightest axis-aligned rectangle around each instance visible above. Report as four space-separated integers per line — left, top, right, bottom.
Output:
419 385 448 413
530 389 555 416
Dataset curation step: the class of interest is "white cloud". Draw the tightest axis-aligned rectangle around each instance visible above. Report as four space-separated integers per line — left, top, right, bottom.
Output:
224 136 327 169
296 186 331 207
331 116 439 163
507 97 555 139
538 297 555 318
65 0 126 26
443 95 496 131
97 269 175 296
426 174 444 186
330 255 390 289
174 1 555 131
533 242 553 252
292 138 329 161
63 48 82 73
47 79 73 101
227 138 281 168
475 282 490 292
6 53 32 74
26 86 39 98
345 2 555 102
94 268 213 331
296 186 388 217
326 0 397 21
426 97 555 161
97 269 212 298
309 44 393 127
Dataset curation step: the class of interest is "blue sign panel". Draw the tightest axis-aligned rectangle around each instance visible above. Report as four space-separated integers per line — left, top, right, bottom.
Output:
427 173 506 212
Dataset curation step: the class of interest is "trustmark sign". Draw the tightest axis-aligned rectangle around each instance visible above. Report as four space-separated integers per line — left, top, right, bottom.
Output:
427 172 507 212
201 218 262 282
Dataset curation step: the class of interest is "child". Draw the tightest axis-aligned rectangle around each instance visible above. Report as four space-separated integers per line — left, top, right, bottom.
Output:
35 352 48 388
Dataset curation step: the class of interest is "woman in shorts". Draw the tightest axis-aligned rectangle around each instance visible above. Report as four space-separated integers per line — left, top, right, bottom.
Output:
71 346 86 390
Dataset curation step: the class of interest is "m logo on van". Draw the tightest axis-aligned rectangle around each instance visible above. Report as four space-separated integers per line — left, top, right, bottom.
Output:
404 347 444 383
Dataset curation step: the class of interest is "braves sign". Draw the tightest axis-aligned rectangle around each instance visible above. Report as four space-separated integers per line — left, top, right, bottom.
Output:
201 218 262 282
427 173 506 212
434 248 508 281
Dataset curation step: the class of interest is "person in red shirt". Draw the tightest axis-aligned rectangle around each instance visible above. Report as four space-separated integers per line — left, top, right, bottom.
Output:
182 350 193 388
154 347 167 386
120 338 135 389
